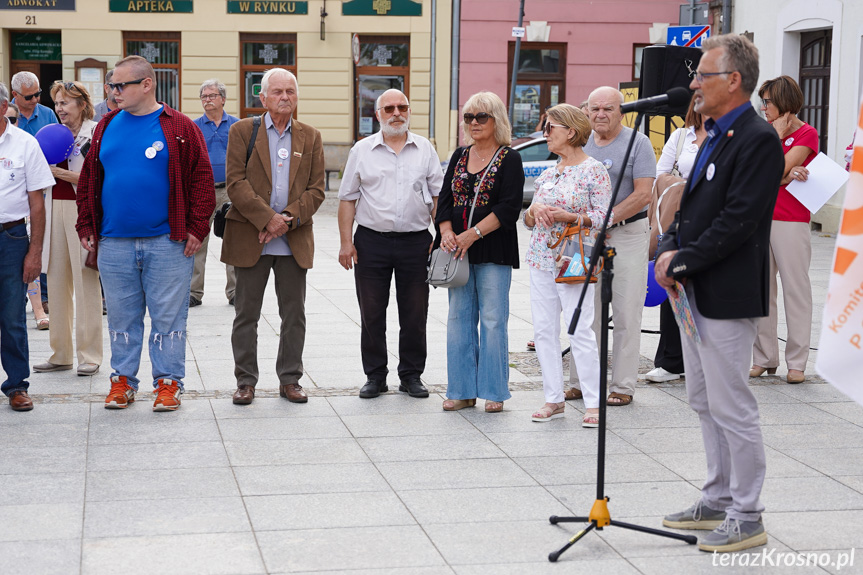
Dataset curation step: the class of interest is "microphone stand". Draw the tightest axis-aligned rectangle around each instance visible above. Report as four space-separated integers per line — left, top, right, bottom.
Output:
547 111 697 562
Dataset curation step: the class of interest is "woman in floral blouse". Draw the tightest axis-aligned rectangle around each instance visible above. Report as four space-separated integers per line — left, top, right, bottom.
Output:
524 104 611 426
436 91 524 413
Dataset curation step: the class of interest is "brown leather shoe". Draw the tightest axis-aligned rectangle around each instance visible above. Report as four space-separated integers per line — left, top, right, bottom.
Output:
233 384 255 405
279 383 308 403
9 390 34 411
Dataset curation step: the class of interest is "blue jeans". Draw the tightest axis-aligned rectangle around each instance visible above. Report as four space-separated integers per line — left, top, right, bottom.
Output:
0 223 31 396
98 235 193 391
446 263 512 402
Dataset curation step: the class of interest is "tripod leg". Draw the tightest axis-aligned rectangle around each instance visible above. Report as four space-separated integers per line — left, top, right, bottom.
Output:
549 515 589 525
610 519 698 544
548 521 596 562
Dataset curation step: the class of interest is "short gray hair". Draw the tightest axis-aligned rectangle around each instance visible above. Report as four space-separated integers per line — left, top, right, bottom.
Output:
200 78 226 99
0 82 9 106
11 71 39 93
260 69 298 98
104 70 114 84
702 34 760 95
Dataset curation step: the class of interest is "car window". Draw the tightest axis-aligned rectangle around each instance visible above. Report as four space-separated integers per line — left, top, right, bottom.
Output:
517 141 557 163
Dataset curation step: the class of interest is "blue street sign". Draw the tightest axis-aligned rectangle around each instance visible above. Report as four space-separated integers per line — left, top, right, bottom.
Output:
667 25 711 48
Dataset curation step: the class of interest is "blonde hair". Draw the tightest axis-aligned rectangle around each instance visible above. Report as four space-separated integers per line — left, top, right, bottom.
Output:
462 91 512 147
50 80 95 121
546 104 591 148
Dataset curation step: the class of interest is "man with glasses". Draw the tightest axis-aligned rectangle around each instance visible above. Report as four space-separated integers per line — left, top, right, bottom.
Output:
337 89 443 399
655 34 783 553
0 81 55 411
10 71 59 136
573 86 656 408
92 70 119 122
190 79 239 308
76 55 215 412
221 68 325 406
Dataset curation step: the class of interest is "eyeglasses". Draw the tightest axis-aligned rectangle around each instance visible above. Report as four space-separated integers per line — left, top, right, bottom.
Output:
19 90 42 101
378 104 409 114
694 70 736 83
463 112 492 125
200 93 222 101
106 78 146 93
542 122 568 136
760 98 773 108
5 116 17 124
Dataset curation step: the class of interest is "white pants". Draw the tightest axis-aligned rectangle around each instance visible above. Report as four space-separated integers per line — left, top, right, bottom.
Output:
530 267 600 408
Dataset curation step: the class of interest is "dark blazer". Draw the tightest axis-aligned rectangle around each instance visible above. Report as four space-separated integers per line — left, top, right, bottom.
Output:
220 117 325 269
656 105 784 320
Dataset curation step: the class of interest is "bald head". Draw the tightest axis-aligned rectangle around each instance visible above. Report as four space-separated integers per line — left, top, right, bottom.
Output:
587 86 625 140
375 89 409 111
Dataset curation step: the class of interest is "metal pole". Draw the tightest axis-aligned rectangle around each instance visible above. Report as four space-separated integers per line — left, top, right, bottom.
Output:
429 0 436 143
688 0 696 25
507 0 526 126
722 0 732 33
450 0 461 148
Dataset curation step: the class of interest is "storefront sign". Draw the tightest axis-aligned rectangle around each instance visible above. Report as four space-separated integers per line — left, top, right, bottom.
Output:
109 0 193 12
227 1 307 13
11 32 62 60
342 0 421 16
1 0 76 10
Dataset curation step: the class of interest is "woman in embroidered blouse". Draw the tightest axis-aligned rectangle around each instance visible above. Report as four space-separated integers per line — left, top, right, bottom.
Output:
32 81 103 377
751 75 819 384
524 104 610 426
436 91 524 413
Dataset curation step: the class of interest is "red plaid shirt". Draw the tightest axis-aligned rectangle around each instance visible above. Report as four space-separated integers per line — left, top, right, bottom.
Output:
76 103 215 242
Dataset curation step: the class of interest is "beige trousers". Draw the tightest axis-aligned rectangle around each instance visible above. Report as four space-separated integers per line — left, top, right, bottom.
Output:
191 185 236 301
47 199 103 366
753 220 812 371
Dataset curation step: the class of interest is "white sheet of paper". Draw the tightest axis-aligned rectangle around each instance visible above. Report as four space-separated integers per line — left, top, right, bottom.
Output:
786 152 849 214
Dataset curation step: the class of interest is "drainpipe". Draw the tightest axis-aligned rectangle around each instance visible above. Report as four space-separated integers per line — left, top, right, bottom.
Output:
429 0 436 145
722 0 732 33
450 0 461 148
507 0 526 126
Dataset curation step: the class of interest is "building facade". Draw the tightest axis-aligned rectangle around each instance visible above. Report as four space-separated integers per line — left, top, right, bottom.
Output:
0 0 454 162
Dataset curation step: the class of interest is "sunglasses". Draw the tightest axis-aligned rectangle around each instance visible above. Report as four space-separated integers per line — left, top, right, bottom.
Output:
19 90 42 101
463 112 492 125
5 116 17 124
106 78 146 93
378 104 409 114
543 122 568 136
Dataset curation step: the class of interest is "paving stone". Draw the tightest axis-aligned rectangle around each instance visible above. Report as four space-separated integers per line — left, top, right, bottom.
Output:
0 503 81 541
88 418 221 444
781 447 863 477
233 462 389 496
210 397 336 419
287 568 454 575
649 445 824 482
0 445 86 474
763 423 863 450
453 560 640 575
326 394 446 416
0 472 85 505
547 480 702 518
245 491 415 531
514 453 681 485
87 441 229 471
376 458 538 491
88 398 216 421
358 433 505 463
339 412 479 437
0 422 87 448
85 467 239 501
224 438 369 466
485 429 640 458
399 486 570 524
0 539 81 575
761 476 863 512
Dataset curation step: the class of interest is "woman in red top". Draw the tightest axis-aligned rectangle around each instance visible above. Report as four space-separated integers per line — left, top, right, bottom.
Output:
751 76 818 384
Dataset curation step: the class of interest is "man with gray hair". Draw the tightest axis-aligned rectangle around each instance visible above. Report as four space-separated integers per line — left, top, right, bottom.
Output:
221 68 325 405
0 82 55 411
656 34 783 553
11 71 58 136
191 79 239 307
92 70 118 122
337 89 443 399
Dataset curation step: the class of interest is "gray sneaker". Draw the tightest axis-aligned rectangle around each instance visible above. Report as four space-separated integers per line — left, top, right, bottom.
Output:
663 499 727 530
698 517 767 553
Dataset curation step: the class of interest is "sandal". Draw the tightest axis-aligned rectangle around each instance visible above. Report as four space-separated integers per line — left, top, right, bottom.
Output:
442 398 476 411
564 388 583 400
532 402 565 422
485 400 503 413
582 412 599 428
607 392 632 406
35 317 49 330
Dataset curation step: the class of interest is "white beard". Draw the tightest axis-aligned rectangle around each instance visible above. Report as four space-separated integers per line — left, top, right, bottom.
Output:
380 116 410 137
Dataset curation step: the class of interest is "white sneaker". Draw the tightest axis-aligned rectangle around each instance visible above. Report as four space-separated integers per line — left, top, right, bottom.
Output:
645 367 682 383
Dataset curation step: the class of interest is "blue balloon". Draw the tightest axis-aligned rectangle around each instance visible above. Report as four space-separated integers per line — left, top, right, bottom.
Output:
645 260 668 307
35 124 75 164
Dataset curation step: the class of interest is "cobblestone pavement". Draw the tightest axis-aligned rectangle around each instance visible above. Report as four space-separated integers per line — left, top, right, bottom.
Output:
1 204 859 574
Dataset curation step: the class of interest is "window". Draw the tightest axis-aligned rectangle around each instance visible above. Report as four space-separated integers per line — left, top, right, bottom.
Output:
516 139 556 163
355 35 410 139
507 42 566 138
799 30 831 155
123 32 180 109
240 33 297 119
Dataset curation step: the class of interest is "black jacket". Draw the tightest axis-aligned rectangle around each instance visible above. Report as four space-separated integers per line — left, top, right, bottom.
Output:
656 105 784 320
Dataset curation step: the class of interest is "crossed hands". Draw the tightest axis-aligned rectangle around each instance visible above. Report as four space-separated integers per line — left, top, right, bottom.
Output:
259 213 293 244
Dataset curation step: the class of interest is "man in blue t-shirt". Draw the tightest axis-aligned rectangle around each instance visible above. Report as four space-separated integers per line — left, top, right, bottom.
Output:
190 79 239 307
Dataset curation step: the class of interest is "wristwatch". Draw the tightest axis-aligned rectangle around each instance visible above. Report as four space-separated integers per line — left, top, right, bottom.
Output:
473 226 483 239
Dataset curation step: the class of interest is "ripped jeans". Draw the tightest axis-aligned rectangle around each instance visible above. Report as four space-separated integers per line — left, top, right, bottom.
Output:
98 234 194 391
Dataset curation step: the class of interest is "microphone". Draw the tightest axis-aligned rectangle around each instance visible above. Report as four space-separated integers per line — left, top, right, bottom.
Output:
620 87 691 114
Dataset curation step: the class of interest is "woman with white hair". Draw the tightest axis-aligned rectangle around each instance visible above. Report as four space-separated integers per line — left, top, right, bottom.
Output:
436 91 524 413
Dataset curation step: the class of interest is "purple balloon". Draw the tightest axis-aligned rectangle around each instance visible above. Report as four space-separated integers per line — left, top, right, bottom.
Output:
35 124 75 164
645 260 668 307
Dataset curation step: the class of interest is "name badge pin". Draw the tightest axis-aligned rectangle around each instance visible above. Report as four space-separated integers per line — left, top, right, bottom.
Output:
72 145 81 156
152 141 164 152
706 163 716 181
785 137 794 147
542 181 555 190
145 147 157 159
293 151 302 158
603 159 613 170
2 159 13 170
278 148 289 160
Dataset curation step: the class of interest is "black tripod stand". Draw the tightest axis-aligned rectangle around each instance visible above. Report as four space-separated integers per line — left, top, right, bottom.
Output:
547 112 697 562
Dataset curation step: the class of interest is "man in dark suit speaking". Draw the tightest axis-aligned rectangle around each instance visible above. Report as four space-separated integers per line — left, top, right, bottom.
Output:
654 34 784 553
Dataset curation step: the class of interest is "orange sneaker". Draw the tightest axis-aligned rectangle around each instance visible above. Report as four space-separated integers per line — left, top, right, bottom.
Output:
153 379 181 412
105 376 136 409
